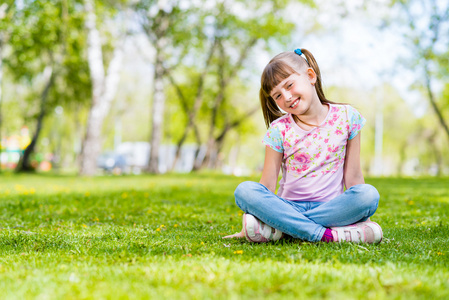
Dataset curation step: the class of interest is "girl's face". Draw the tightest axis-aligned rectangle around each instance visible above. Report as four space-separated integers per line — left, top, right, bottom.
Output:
269 69 318 116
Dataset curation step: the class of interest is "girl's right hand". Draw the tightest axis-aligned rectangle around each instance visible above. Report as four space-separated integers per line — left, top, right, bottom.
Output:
222 229 245 239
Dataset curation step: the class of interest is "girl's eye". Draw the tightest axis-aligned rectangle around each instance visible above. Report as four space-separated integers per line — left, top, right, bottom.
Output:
287 83 293 89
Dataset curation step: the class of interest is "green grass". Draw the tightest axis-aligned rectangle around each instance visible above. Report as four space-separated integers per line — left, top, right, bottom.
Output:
0 173 448 299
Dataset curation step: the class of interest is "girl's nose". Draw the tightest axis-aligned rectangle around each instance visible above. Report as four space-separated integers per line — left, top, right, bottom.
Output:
282 90 292 102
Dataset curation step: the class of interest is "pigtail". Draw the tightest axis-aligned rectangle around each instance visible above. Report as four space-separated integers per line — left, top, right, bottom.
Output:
300 49 328 104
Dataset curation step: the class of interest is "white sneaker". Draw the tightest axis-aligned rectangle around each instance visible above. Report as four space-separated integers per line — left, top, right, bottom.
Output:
331 221 383 244
243 213 283 243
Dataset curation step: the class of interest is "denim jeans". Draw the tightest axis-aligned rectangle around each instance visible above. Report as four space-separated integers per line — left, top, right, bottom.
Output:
234 181 380 242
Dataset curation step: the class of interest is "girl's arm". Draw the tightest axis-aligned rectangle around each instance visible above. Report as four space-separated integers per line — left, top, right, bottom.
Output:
223 146 282 239
343 133 365 189
259 146 283 192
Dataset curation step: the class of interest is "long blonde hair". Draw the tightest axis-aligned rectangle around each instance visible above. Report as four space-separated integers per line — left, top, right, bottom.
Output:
259 49 336 128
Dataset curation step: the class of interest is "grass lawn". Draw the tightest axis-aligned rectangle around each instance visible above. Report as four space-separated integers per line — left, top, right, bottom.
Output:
0 173 448 299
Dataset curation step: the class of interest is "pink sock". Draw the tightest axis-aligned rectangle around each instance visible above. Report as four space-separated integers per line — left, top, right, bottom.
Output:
321 228 334 243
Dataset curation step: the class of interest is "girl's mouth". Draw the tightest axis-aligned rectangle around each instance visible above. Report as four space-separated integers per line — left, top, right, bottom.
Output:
290 99 300 109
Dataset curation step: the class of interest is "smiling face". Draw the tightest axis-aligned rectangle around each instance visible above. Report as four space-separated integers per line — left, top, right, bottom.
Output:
259 50 328 128
269 69 318 116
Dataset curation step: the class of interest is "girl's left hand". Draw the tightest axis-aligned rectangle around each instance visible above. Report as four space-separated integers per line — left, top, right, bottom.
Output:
222 229 245 239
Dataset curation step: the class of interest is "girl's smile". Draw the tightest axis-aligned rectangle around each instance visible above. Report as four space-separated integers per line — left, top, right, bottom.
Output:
289 98 300 109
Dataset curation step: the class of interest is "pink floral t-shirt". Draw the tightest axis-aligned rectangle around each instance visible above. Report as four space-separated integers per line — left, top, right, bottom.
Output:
263 104 365 202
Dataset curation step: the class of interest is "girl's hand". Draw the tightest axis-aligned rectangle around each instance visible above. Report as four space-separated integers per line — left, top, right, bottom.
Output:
222 229 245 239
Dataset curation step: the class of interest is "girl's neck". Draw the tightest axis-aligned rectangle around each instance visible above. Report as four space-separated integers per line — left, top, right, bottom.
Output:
293 102 329 129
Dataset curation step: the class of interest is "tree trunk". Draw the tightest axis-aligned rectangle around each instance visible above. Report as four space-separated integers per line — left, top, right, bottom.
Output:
147 10 169 174
79 0 123 176
16 66 54 172
191 126 202 171
168 73 206 171
209 106 259 169
147 42 165 174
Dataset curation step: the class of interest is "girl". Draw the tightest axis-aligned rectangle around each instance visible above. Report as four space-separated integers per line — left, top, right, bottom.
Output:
224 48 382 244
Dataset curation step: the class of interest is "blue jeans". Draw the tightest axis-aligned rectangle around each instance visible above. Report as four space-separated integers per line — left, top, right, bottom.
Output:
234 181 380 242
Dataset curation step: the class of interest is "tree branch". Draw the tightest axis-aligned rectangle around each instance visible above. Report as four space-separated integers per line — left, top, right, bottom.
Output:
424 65 449 138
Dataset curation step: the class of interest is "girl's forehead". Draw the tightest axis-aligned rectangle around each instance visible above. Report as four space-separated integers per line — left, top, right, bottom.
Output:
270 74 300 95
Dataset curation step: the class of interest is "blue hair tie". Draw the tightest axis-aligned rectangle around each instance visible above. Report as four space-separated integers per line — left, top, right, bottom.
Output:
294 48 310 65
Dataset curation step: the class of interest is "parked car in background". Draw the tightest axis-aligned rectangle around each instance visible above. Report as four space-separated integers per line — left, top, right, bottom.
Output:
97 151 128 174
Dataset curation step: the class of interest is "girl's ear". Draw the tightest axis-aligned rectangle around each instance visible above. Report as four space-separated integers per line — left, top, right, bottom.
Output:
307 68 317 85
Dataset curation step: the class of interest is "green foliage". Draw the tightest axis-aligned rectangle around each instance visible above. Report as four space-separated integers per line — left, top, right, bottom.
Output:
0 174 448 298
8 1 60 77
160 0 298 156
0 1 15 34
389 0 449 130
4 0 91 112
326 82 449 176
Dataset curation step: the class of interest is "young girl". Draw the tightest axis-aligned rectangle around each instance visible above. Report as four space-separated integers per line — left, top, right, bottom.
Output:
224 48 382 244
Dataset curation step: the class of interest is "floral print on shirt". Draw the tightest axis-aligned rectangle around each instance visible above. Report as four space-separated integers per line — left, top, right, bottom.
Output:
262 104 366 178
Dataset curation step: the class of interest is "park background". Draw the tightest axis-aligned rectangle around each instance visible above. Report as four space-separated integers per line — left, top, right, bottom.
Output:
0 0 448 177
0 0 449 299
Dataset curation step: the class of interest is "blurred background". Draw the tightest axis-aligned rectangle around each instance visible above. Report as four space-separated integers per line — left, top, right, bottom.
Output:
0 0 447 177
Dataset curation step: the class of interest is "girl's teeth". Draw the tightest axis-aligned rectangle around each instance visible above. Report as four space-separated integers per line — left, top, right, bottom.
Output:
291 100 299 108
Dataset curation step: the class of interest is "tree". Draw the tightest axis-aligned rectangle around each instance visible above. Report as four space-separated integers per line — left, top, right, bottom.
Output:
79 0 126 176
166 0 296 171
5 0 89 172
199 36 260 169
167 37 218 171
144 4 170 174
133 0 195 173
391 0 449 143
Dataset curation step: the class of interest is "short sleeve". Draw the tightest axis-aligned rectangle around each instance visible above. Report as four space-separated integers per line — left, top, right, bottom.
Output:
347 106 366 140
262 126 283 153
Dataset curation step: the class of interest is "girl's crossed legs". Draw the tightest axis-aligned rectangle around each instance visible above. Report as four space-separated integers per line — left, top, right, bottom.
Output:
234 181 380 242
